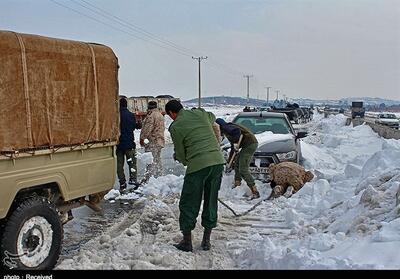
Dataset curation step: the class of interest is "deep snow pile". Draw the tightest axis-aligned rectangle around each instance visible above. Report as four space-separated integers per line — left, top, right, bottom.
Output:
58 111 400 270
233 113 400 269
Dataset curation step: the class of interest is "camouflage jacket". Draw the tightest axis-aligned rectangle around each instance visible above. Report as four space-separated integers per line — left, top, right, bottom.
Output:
140 108 165 149
268 162 314 191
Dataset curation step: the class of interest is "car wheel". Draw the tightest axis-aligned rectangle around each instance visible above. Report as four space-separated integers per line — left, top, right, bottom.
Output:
0 196 63 270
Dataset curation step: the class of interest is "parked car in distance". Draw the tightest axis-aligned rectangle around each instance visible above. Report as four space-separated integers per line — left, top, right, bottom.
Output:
229 112 307 182
375 113 400 129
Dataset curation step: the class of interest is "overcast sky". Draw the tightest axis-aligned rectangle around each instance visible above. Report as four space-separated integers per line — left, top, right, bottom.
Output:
1 0 399 101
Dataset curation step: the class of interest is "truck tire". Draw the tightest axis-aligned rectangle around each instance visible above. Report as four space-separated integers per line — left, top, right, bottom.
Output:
0 197 63 270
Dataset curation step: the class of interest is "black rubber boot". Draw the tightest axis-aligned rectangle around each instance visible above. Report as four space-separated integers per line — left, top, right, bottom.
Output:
119 182 127 193
174 232 193 252
201 229 212 251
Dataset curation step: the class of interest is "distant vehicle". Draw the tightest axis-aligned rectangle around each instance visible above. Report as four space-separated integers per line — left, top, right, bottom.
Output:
351 101 365 119
256 106 270 112
268 107 300 124
156 94 175 98
229 112 307 182
375 113 400 129
330 108 340 114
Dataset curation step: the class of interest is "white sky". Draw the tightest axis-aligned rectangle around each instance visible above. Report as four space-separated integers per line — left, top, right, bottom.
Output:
1 0 399 101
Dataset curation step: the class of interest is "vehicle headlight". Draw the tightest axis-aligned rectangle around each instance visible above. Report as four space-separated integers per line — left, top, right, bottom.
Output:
276 151 297 161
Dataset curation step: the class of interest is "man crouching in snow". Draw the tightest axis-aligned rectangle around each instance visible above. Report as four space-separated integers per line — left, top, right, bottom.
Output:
166 100 225 252
267 162 314 199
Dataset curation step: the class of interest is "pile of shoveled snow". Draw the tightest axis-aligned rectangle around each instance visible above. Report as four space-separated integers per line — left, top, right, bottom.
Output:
57 198 235 270
105 174 184 201
228 113 400 269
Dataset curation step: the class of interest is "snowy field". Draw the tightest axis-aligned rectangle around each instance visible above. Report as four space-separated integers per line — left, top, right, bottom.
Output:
58 109 400 270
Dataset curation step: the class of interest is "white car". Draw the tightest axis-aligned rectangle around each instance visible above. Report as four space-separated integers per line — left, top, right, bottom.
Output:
375 113 400 129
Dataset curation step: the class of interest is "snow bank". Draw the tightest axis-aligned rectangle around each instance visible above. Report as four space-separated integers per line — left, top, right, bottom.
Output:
228 112 400 269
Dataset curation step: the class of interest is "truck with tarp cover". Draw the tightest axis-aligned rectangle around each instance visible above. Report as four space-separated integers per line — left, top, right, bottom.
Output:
0 30 119 270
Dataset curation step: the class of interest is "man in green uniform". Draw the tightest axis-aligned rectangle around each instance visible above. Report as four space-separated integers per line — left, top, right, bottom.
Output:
216 118 260 199
165 100 225 252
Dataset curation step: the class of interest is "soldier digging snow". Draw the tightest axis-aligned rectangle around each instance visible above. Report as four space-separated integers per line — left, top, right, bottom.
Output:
215 118 260 199
268 162 314 199
166 100 225 252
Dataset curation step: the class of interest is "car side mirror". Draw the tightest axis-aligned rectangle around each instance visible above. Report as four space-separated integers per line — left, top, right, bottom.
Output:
296 131 307 139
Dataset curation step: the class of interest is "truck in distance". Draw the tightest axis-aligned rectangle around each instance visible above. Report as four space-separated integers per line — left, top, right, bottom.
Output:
351 101 365 119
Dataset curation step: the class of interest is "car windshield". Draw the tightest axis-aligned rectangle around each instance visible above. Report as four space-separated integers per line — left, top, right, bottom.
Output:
233 116 291 135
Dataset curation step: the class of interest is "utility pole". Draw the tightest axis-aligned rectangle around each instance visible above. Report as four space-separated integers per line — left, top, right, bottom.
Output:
275 89 280 100
265 86 272 106
192 56 207 108
243 74 253 104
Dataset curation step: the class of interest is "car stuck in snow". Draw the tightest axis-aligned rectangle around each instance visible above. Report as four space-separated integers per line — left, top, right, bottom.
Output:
227 112 307 182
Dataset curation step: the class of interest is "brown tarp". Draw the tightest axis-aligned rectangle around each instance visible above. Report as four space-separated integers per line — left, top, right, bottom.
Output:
0 30 119 152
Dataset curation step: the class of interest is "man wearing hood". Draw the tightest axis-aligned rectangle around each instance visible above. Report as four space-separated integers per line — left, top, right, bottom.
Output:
117 98 139 192
216 118 260 199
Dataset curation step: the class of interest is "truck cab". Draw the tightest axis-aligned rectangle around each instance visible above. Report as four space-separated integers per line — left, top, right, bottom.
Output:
351 101 365 119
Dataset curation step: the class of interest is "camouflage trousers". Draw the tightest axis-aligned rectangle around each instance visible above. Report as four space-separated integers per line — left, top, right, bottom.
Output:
116 148 137 185
143 146 163 183
234 143 258 187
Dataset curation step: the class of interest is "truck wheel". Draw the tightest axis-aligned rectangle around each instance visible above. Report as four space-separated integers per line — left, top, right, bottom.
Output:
0 197 62 270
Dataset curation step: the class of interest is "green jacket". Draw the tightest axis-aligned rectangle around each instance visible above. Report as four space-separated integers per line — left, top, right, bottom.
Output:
169 108 225 174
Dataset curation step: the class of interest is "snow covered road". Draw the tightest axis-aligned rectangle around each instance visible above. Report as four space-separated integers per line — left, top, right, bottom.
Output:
58 110 400 270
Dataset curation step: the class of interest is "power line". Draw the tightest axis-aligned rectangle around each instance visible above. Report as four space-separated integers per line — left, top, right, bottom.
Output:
70 0 199 57
49 0 253 90
75 0 246 77
49 0 192 57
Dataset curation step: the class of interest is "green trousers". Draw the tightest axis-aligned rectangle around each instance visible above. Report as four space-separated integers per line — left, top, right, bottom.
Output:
234 143 258 187
179 164 224 233
116 148 137 184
